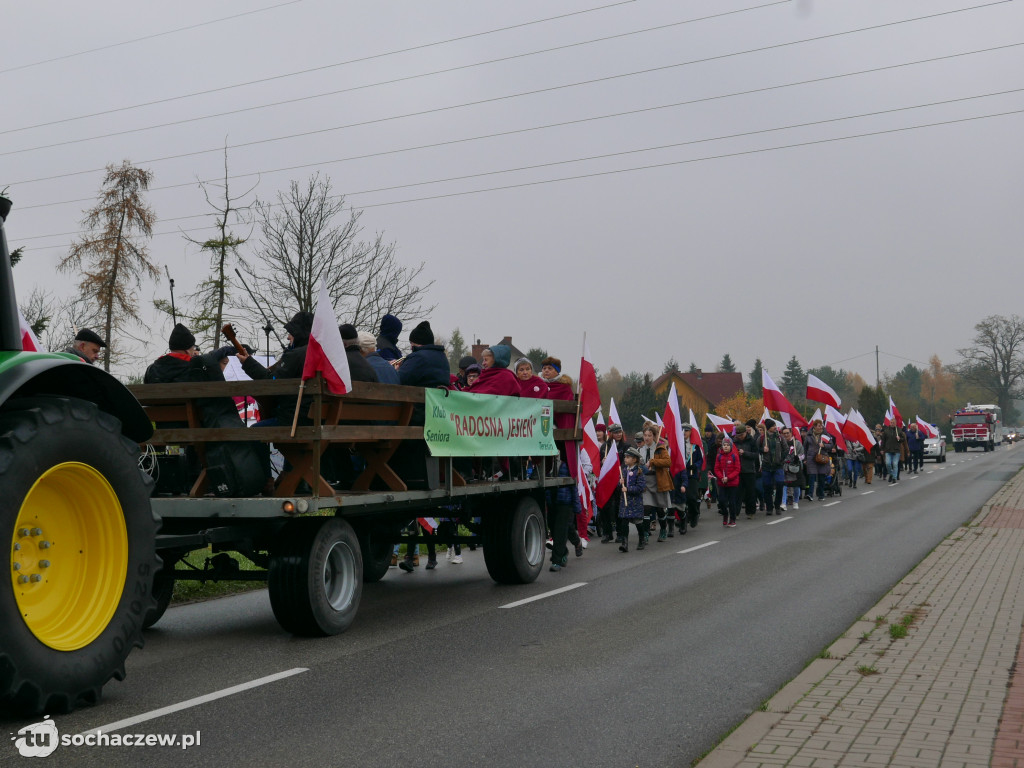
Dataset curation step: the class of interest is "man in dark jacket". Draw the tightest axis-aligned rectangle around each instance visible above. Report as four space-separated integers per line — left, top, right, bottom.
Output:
144 323 197 383
238 310 313 424
905 423 925 473
733 423 760 518
63 327 105 365
598 424 630 543
358 331 399 384
757 419 786 514
376 314 402 362
880 423 904 483
397 321 448 389
338 324 378 383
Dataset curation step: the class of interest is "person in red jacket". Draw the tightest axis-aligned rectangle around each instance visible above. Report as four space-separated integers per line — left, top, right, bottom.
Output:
714 436 742 527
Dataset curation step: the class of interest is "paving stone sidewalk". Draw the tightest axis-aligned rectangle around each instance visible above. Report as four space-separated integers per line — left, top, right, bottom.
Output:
700 467 1024 768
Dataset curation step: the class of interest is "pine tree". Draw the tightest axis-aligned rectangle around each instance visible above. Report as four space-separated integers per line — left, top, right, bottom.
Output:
748 358 764 396
780 356 805 403
59 161 157 371
688 361 699 373
719 353 737 373
663 357 680 375
447 328 469 372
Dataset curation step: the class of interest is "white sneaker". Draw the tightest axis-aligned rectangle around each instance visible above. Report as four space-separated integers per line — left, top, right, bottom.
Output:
445 548 453 561
780 505 787 512
451 554 463 564
581 538 588 549
793 503 799 510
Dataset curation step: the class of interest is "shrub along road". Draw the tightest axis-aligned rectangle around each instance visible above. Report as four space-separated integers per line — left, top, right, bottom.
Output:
9 447 1022 768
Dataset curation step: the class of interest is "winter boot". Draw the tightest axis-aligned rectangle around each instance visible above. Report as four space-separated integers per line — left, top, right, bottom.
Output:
619 536 629 553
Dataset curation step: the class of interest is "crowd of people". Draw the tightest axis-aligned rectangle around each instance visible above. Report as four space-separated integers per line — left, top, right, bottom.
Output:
110 311 937 574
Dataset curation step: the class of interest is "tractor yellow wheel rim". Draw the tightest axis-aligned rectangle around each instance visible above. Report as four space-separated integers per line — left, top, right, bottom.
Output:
10 462 128 651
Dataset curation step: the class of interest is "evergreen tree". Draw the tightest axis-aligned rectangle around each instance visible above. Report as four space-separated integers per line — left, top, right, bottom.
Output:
663 357 680 375
780 355 805 404
447 328 468 372
719 353 737 373
688 361 699 373
619 373 659 433
526 347 549 370
748 358 764 397
858 385 888 429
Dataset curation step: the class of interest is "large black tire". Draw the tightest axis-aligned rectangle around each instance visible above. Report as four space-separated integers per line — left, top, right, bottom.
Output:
483 495 545 585
356 524 393 583
0 396 158 715
268 517 363 636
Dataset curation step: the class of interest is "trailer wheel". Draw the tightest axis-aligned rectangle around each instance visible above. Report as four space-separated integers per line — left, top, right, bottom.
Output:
484 495 545 585
356 524 393 583
0 397 158 715
269 517 363 636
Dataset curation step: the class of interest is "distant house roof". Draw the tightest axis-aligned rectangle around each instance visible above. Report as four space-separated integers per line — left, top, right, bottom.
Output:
470 336 527 363
653 369 744 407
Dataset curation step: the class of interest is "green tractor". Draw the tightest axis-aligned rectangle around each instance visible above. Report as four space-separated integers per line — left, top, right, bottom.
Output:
0 195 159 715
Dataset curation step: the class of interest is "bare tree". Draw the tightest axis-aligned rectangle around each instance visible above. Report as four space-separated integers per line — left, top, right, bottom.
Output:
158 147 255 349
239 174 432 342
954 313 1024 419
59 161 157 371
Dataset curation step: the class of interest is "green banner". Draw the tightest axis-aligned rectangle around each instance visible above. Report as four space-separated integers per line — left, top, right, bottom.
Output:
424 389 558 457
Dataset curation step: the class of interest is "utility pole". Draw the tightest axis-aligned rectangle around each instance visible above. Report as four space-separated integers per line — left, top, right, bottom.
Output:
876 345 880 389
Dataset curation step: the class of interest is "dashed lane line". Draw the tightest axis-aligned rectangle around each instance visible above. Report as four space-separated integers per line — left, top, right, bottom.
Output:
861 490 875 495
500 583 587 609
678 541 720 555
766 516 792 525
824 501 841 507
82 668 309 735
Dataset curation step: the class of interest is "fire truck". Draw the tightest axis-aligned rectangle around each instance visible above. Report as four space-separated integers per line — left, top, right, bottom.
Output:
950 404 1001 452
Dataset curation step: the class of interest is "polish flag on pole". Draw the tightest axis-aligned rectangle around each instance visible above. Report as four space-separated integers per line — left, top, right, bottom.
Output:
883 406 893 426
18 309 43 352
762 369 809 428
578 336 600 424
662 383 688 475
301 279 352 395
596 441 621 509
582 419 600 475
759 406 772 425
843 409 877 451
824 405 848 451
688 408 706 469
595 406 605 428
608 397 622 431
888 396 904 428
577 445 596 524
809 407 823 425
417 517 438 534
707 413 735 433
806 374 842 409
915 416 938 438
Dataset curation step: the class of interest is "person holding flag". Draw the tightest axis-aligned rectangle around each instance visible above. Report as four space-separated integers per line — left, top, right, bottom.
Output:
905 422 926 474
880 418 904 483
597 425 629 543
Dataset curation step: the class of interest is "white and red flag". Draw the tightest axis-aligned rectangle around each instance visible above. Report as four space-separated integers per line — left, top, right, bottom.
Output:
888 396 904 428
595 406 605 428
688 408 706 469
578 336 600 425
915 416 938 438
824 405 848 451
576 446 596 524
18 309 43 352
806 374 842 409
842 409 877 451
762 369 808 428
417 517 438 534
301 279 352 394
662 383 688 475
707 413 735 434
582 418 600 475
809 407 823 425
608 397 622 432
595 440 622 509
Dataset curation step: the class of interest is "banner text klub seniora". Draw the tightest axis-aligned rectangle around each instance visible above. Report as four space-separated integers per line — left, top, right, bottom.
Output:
424 389 558 457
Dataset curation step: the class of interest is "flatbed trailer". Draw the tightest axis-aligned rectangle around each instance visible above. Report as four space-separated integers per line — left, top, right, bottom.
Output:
128 378 580 637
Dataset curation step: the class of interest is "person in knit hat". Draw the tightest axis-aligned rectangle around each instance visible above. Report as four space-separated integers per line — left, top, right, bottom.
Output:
452 355 478 390
238 310 314 425
338 323 377 383
396 321 448 389
144 323 198 383
357 331 398 384
376 314 403 361
514 357 549 398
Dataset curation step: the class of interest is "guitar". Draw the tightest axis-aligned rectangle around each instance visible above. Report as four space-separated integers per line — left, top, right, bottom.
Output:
221 323 246 355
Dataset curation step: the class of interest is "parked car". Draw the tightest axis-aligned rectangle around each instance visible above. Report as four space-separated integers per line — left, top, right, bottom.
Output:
924 435 947 462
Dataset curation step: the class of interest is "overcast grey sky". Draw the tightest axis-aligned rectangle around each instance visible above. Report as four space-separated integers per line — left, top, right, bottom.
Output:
4 0 1022 385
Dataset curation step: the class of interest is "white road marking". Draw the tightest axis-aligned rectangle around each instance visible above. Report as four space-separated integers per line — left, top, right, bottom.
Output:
500 583 586 609
81 668 309 734
927 470 935 474
908 475 920 480
678 541 720 554
861 490 874 495
824 501 841 507
766 516 792 525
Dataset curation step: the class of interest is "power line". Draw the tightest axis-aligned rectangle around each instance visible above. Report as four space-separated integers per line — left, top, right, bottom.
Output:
0 1 787 156
2 1 1010 167
18 103 1024 250
0 0 637 136
17 40 1024 211
0 0 305 76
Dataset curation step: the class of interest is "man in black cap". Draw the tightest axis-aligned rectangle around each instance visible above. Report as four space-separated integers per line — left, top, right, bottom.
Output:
64 328 105 365
144 323 198 383
337 324 378 383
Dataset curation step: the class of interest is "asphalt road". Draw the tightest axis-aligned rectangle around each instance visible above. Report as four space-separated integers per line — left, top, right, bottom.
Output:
5 445 1021 768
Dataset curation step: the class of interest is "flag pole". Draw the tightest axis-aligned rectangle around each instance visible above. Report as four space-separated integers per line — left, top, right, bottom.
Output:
574 332 585 432
290 379 306 438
